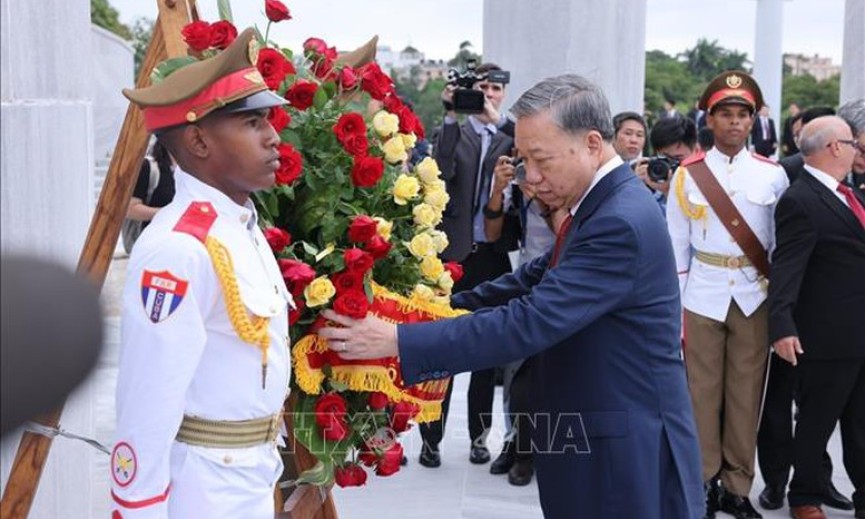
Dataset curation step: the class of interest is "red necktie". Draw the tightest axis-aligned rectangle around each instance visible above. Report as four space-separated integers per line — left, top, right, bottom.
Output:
837 183 865 229
549 213 574 267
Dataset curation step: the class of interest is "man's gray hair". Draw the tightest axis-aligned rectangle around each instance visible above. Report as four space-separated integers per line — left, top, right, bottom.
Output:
838 98 865 138
511 74 615 141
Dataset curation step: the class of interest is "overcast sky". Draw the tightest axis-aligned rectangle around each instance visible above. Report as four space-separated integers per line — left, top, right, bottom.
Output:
109 0 847 64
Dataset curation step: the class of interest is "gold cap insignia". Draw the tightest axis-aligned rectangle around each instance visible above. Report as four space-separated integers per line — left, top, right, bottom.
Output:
186 111 198 122
248 38 260 65
726 74 743 89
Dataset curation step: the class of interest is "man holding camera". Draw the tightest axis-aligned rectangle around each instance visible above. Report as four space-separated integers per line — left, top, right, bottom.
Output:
418 62 520 468
634 116 698 215
667 71 789 519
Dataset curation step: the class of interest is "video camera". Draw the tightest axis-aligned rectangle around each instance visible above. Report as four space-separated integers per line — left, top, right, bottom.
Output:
446 60 510 114
645 155 680 183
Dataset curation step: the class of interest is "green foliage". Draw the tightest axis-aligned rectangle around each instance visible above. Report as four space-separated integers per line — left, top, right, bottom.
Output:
394 77 447 139
644 50 704 118
130 17 154 78
90 0 132 40
782 73 841 110
679 38 750 83
447 40 481 68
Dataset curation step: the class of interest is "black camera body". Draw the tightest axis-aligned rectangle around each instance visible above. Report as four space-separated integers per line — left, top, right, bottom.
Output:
646 155 680 183
446 60 510 114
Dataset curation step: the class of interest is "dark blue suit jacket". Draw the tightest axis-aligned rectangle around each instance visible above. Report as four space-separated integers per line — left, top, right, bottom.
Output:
398 163 704 519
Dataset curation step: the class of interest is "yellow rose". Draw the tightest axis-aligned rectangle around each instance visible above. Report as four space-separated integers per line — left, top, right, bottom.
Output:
400 132 417 150
413 203 441 228
438 270 454 293
372 110 399 137
392 174 420 205
383 137 409 164
373 217 393 241
411 283 436 302
420 256 445 282
304 276 336 307
427 229 449 254
407 233 436 258
423 188 450 210
415 157 441 184
431 295 451 306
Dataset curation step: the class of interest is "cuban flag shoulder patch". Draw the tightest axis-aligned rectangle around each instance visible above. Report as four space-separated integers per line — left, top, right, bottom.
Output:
140 270 189 323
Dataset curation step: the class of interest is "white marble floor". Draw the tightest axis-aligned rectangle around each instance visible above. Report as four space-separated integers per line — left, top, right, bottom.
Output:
87 257 856 518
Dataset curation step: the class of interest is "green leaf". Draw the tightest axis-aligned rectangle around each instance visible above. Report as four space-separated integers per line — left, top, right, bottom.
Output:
313 87 328 110
322 82 337 99
217 0 234 22
150 56 198 84
301 241 320 257
328 379 350 392
281 47 294 61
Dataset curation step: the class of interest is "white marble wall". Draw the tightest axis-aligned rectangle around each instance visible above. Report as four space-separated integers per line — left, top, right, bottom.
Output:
0 1 97 517
482 0 647 118
840 0 865 104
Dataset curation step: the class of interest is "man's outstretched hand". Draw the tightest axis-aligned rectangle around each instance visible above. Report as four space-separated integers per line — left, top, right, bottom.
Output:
318 309 400 360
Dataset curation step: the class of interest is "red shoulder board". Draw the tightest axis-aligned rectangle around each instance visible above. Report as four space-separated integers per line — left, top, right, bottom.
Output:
173 201 217 243
751 152 779 166
681 151 706 167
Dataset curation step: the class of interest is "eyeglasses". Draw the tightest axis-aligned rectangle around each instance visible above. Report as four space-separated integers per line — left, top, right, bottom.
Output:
836 139 865 154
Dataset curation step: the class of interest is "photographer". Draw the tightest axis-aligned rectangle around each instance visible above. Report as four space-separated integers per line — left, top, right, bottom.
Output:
633 116 697 215
421 62 520 469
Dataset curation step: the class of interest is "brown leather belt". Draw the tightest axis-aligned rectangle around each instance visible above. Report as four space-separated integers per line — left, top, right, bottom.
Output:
176 413 281 448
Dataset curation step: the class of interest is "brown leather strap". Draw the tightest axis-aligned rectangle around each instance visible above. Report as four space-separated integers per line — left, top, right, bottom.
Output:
686 161 770 277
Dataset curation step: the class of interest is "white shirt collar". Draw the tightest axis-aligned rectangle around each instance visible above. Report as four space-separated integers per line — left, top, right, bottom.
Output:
569 155 624 215
174 167 258 229
803 164 842 193
468 115 498 136
707 145 749 164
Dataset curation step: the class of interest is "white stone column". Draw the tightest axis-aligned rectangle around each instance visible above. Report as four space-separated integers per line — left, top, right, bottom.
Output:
840 0 865 103
752 0 784 139
0 0 96 517
482 0 647 118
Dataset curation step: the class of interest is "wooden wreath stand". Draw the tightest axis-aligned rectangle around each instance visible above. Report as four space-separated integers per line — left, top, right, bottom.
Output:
0 1 336 518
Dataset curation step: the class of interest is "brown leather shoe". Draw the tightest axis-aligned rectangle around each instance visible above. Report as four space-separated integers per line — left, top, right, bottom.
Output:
789 505 827 519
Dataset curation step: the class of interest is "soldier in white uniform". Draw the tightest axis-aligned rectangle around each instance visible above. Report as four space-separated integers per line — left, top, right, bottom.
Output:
667 71 788 519
110 29 294 519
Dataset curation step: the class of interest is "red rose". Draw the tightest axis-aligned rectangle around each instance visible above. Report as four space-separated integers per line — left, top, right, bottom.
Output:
311 55 335 81
181 21 212 52
285 80 318 111
257 48 293 91
314 393 350 441
332 290 370 319
275 143 303 185
375 442 404 477
268 106 291 133
288 297 304 325
364 235 391 260
383 94 403 113
334 463 367 488
278 258 315 295
331 270 363 294
333 112 366 145
389 401 419 433
340 134 369 157
347 215 378 243
303 37 329 55
350 155 384 188
444 261 464 284
368 391 389 411
209 20 237 50
357 446 378 467
358 63 394 101
338 66 358 90
343 248 374 274
397 106 424 140
263 227 291 253
264 0 292 22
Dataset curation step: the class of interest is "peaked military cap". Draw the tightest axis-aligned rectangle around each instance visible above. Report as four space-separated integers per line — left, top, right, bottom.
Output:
123 27 287 132
699 71 764 114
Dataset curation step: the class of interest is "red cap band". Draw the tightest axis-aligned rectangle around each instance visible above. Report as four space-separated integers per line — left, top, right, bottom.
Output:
706 88 756 111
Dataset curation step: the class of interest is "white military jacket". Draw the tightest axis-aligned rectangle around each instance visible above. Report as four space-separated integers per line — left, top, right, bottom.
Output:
666 147 789 321
111 169 293 517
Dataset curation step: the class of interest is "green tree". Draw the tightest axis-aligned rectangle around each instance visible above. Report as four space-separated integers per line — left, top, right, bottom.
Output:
447 40 481 69
91 0 132 40
680 38 749 82
644 50 703 119
782 73 841 110
130 17 154 77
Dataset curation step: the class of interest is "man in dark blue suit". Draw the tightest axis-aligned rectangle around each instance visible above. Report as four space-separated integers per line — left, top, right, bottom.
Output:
320 74 704 519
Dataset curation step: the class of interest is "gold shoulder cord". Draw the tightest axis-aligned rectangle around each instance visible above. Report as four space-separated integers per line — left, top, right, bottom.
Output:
674 167 707 220
204 236 271 388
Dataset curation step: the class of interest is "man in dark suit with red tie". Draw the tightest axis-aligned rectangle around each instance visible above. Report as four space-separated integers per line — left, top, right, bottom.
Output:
319 74 704 519
751 105 778 158
768 116 865 519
